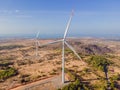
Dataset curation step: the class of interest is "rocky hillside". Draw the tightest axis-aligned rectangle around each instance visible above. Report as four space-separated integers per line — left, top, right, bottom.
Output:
73 43 112 55
41 40 113 55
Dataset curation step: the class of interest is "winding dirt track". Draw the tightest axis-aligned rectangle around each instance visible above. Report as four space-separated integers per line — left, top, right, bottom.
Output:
10 74 68 90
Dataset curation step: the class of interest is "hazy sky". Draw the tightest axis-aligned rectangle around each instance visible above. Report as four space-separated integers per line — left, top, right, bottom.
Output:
0 0 120 37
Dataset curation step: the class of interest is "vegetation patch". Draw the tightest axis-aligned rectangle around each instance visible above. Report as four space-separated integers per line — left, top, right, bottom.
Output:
20 74 31 83
0 61 13 68
0 67 18 81
49 69 57 75
87 55 112 71
59 79 90 90
0 56 14 61
0 45 24 50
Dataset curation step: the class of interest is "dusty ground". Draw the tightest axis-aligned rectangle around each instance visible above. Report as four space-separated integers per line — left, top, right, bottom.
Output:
10 74 68 90
0 38 120 90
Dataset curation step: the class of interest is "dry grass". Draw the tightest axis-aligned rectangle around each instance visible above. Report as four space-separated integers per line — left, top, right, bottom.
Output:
0 38 120 89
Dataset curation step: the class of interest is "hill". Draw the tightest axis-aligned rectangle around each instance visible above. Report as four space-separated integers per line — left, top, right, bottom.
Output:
0 38 120 90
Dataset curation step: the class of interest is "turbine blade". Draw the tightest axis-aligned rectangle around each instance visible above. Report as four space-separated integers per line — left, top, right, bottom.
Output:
64 41 82 61
36 32 40 38
35 32 40 46
63 10 74 39
39 39 63 47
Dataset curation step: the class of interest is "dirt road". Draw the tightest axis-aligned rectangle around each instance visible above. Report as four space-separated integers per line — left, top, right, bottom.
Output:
10 75 69 90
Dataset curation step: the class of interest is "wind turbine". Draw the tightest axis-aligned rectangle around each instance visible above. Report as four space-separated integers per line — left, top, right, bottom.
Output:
38 10 83 83
35 32 40 57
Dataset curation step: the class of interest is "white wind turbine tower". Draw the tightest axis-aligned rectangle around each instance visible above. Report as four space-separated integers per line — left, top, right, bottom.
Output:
38 10 83 83
35 32 40 57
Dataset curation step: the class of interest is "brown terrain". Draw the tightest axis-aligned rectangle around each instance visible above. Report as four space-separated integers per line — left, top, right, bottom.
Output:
0 38 120 90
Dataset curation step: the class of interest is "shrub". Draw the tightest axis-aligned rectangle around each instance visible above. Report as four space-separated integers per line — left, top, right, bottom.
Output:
56 61 61 65
87 55 111 71
67 71 75 81
0 62 13 67
65 48 73 54
19 74 31 83
61 79 89 90
83 68 90 73
110 74 120 81
108 74 120 89
0 67 17 81
49 69 57 75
